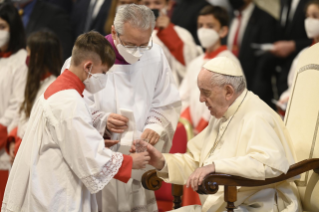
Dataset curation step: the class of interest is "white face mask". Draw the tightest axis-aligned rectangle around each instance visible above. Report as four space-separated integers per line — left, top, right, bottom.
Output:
83 65 108 94
305 18 319 38
0 30 10 48
197 28 220 49
114 39 143 64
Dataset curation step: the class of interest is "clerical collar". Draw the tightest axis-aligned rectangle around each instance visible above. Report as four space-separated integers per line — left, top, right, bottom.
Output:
223 88 247 119
105 34 129 65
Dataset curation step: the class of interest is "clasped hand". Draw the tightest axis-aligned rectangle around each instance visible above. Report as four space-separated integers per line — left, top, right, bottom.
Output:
186 164 215 191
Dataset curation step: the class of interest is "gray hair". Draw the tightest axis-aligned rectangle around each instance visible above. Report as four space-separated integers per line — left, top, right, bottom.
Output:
210 72 246 93
114 4 156 35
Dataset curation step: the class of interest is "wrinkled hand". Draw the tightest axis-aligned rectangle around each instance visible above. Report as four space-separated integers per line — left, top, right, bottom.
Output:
107 113 128 133
186 164 215 191
141 129 160 145
270 41 296 58
131 152 150 169
156 15 170 29
104 140 119 148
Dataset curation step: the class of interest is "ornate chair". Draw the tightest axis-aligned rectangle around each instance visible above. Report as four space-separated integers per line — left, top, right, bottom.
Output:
142 44 319 212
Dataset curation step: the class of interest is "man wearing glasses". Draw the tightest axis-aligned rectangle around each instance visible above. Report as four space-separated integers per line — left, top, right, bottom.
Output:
62 4 181 212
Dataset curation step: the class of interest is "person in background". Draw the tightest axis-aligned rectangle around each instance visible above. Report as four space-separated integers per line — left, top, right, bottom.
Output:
270 0 312 97
170 0 209 45
180 5 240 134
44 0 73 13
279 0 319 105
0 2 27 204
227 0 277 108
13 0 74 60
142 0 201 86
104 0 139 35
5 30 62 159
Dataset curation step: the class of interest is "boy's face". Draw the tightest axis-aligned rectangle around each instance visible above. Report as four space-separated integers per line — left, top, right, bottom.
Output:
142 0 167 10
84 59 110 77
197 14 222 31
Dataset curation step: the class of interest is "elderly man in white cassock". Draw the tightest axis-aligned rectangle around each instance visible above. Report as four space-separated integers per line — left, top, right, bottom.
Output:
143 57 302 212
61 4 181 212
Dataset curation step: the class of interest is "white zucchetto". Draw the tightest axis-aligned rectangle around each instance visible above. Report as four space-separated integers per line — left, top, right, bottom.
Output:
203 56 244 76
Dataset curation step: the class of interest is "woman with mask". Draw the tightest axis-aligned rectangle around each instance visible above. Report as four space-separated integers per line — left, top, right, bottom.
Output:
179 5 242 134
5 30 62 159
279 0 319 106
0 2 27 204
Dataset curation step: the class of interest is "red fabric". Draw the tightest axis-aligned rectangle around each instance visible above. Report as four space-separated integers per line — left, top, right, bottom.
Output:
180 107 193 126
14 136 22 156
44 69 85 99
182 185 202 206
0 170 9 205
157 23 186 66
0 51 12 58
113 154 132 183
195 118 209 134
204 45 228 60
231 13 242 57
0 124 8 150
5 127 17 155
41 72 52 81
155 122 188 210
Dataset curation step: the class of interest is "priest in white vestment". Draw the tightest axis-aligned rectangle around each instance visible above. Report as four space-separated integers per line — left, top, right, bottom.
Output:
1 32 150 212
62 4 181 212
144 57 301 212
179 5 241 134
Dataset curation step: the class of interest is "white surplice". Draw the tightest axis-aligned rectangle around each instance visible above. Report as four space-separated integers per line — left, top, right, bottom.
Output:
179 50 241 128
1 88 124 212
157 90 302 212
152 26 202 86
0 49 27 171
61 43 181 212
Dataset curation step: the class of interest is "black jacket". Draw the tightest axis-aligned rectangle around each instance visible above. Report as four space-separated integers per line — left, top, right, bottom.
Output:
26 0 74 60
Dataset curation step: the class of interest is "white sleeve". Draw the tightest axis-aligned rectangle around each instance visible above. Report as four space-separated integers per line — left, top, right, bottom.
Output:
143 50 181 153
0 63 27 130
56 113 123 194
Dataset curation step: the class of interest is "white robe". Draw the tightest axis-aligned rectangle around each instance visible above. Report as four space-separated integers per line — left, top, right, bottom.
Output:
179 50 241 128
152 25 202 86
157 90 301 212
0 49 27 171
61 43 181 212
2 89 124 212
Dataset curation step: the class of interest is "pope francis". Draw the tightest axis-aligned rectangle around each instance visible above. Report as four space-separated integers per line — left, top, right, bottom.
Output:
144 57 302 212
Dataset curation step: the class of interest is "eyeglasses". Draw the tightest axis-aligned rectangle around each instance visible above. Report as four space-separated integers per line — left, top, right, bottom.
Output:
116 32 153 52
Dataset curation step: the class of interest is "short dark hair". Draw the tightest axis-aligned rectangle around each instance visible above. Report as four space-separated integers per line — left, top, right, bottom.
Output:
72 31 115 68
0 2 26 53
198 5 229 27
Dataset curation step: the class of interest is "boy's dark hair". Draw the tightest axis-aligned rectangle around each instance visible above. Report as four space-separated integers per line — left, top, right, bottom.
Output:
0 2 26 53
198 5 229 27
72 31 115 68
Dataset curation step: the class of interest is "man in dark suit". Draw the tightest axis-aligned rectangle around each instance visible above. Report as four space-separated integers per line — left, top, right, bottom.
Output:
270 0 312 96
227 0 277 107
15 0 74 60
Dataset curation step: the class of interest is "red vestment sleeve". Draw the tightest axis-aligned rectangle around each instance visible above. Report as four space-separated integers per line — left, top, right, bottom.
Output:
157 23 186 66
195 118 209 133
113 154 132 183
0 124 8 150
14 136 22 156
180 107 193 126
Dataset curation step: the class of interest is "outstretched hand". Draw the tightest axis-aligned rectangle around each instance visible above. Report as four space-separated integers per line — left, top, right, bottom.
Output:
104 140 119 148
186 164 215 191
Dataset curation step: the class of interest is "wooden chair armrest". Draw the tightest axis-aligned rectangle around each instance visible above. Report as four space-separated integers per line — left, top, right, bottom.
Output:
197 158 319 195
142 169 163 191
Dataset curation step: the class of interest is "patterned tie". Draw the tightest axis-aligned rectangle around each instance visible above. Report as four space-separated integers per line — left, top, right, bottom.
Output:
232 12 242 57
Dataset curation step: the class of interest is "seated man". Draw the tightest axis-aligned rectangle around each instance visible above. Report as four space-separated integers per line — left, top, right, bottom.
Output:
2 31 150 211
179 5 240 134
145 57 301 211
